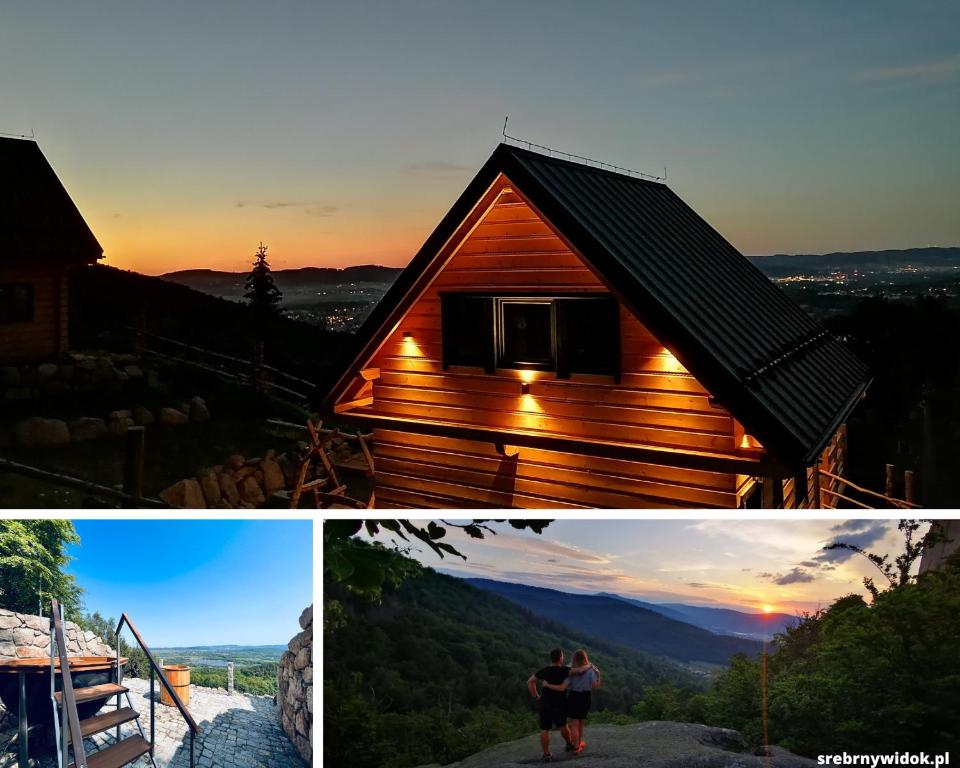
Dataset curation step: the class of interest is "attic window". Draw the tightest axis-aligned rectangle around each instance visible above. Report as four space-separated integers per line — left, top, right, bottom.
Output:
498 298 555 370
0 284 33 324
441 293 619 378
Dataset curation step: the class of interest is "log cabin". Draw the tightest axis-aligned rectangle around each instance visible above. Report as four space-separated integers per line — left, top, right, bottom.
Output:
322 143 870 509
0 137 102 360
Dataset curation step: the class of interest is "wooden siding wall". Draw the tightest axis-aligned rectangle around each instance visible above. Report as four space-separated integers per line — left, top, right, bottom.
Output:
0 265 66 359
782 424 847 509
363 188 743 508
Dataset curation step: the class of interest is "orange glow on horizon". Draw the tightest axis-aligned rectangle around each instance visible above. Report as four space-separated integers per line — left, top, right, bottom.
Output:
88 207 423 275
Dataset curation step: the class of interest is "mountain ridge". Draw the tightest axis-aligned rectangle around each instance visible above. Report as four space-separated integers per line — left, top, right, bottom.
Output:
464 578 762 665
595 593 797 640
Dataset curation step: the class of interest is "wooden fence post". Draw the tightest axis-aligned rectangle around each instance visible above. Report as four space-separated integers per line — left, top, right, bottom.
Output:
123 426 146 505
885 464 896 499
904 470 916 505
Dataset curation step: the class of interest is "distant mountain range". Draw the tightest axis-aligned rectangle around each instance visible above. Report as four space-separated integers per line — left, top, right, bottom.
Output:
465 578 763 665
162 264 402 294
596 593 796 640
152 644 286 652
748 246 960 277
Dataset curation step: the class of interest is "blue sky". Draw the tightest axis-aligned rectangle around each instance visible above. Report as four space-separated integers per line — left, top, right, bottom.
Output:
1 1 957 273
66 520 312 647
365 518 911 614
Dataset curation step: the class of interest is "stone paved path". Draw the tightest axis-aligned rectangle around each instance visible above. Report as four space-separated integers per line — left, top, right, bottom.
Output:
0 678 305 768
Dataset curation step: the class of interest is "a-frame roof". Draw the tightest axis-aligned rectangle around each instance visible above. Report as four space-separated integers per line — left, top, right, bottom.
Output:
323 143 869 466
0 137 102 263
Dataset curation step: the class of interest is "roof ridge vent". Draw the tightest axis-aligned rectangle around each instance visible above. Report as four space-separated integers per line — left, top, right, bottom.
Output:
502 116 666 182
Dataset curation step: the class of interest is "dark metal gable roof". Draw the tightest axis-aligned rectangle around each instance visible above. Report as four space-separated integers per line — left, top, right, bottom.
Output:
324 143 869 465
0 137 102 263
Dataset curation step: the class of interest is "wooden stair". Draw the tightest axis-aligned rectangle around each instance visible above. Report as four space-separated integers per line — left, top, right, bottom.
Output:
69 735 152 768
68 706 141 743
50 598 159 768
55 683 128 706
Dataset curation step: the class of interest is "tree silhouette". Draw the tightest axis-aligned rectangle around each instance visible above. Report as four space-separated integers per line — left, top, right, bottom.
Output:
244 242 283 325
823 519 948 599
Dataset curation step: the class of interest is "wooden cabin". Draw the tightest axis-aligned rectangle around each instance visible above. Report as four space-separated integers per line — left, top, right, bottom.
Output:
322 144 870 509
0 137 102 360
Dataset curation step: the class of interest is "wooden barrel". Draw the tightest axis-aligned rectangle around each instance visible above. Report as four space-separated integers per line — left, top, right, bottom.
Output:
160 665 191 708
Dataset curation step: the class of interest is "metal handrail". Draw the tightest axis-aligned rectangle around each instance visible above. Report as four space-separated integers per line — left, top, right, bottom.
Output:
51 599 87 768
49 613 64 768
114 613 200 768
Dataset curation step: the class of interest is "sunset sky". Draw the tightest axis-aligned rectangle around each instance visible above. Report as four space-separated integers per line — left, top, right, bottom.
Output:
2 2 958 275
365 518 913 615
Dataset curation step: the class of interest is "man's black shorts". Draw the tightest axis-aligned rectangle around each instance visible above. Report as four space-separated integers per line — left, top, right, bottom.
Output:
566 690 591 720
539 702 567 730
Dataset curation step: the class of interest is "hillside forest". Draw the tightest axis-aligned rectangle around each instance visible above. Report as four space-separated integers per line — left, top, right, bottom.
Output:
324 535 960 768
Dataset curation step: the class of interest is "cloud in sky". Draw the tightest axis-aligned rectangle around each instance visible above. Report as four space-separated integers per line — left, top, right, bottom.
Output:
769 568 816 586
235 200 338 217
858 54 960 82
442 527 613 565
816 522 891 563
370 520 912 614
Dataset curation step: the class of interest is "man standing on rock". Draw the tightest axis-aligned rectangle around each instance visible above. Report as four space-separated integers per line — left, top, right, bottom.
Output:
527 648 577 762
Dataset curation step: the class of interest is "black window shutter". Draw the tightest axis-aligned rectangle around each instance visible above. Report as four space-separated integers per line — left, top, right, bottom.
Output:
557 297 620 379
441 294 495 372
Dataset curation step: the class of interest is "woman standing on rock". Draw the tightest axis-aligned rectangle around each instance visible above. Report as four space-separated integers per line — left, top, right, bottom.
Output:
541 649 601 755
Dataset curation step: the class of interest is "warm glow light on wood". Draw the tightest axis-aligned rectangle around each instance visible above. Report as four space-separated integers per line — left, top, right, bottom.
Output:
401 335 422 356
740 433 762 449
660 347 687 373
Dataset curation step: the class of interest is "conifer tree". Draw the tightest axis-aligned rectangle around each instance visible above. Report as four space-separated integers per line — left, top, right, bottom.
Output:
244 242 283 323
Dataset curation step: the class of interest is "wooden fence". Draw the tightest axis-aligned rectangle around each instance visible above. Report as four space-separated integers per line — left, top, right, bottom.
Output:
131 328 315 405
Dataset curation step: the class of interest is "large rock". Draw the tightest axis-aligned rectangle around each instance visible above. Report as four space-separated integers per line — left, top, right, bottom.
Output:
133 406 155 426
15 417 70 447
238 476 265 506
261 458 286 495
189 396 210 422
159 407 189 426
421 722 816 768
198 470 222 507
219 473 241 505
69 417 107 442
159 479 206 508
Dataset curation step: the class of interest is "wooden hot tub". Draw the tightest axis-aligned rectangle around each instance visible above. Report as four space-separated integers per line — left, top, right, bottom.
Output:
0 656 128 727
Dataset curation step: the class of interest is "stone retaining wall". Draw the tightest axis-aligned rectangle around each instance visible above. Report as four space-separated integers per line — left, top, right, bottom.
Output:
0 352 150 402
0 608 114 660
277 604 312 765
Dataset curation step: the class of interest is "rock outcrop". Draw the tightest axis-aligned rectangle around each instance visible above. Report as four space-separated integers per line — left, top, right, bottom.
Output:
417 722 815 768
0 608 114 660
277 604 312 766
